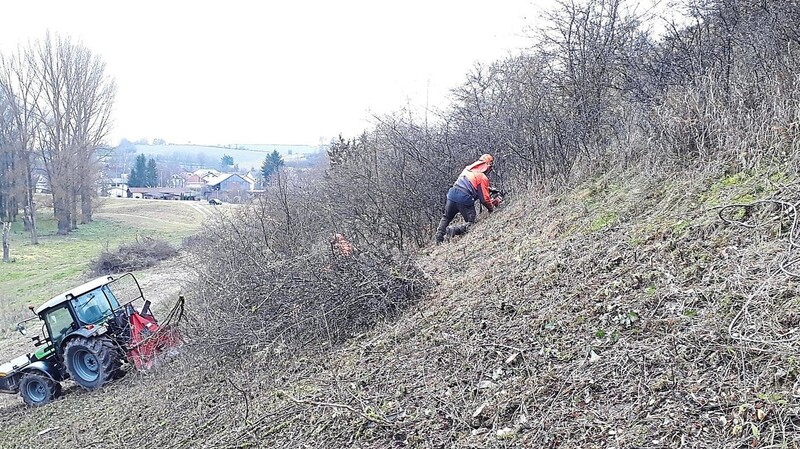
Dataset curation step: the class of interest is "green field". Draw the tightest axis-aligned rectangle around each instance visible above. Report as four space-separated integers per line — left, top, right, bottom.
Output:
0 197 213 318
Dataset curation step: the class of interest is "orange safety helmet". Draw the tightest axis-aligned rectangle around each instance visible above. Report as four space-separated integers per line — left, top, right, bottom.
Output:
464 153 494 173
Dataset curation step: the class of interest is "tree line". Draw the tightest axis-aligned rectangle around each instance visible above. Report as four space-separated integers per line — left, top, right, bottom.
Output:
3 0 798 251
0 32 115 239
238 0 800 255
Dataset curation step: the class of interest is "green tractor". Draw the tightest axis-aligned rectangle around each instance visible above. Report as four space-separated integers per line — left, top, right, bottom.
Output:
0 273 182 406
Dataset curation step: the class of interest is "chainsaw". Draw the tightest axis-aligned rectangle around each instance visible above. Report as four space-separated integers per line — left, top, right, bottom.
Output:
489 186 506 206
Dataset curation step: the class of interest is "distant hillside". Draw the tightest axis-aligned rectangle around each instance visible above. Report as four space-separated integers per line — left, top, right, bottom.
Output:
134 143 325 169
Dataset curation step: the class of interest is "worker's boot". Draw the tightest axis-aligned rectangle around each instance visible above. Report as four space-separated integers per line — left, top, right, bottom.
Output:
447 223 470 238
434 217 450 244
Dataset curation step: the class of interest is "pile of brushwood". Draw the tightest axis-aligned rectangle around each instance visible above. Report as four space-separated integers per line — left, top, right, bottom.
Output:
91 237 177 275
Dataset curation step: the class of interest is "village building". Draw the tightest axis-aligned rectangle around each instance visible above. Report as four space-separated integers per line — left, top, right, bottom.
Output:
108 177 129 198
129 187 197 200
183 173 206 192
205 173 254 194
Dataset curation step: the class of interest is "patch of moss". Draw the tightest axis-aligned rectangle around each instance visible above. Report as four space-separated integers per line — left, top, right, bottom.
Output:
729 205 749 221
756 392 787 405
629 235 643 246
768 171 788 183
700 170 760 207
732 193 756 204
672 219 690 235
721 173 746 186
590 212 617 232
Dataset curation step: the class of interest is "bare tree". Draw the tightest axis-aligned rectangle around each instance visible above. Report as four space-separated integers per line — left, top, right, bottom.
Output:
0 89 14 223
27 33 115 234
0 47 41 244
539 0 646 165
68 46 114 223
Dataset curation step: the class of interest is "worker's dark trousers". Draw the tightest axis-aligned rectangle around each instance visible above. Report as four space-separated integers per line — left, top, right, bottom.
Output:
434 200 477 243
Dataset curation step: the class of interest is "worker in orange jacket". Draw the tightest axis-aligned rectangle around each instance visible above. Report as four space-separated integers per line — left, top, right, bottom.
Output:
434 154 501 244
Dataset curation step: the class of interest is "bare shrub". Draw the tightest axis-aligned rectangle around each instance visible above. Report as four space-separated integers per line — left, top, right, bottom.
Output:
180 162 430 353
91 236 177 275
644 1 800 168
181 233 212 251
324 130 457 251
187 232 428 355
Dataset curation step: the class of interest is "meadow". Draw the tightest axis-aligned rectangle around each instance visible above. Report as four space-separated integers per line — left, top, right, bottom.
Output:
0 197 214 331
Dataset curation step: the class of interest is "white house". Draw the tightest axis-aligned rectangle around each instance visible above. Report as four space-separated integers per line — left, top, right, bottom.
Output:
108 178 129 198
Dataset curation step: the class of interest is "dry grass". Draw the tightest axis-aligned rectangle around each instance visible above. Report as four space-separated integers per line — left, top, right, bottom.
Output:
92 197 218 235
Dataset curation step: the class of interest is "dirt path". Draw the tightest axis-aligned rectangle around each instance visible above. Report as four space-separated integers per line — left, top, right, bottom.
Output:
184 201 213 218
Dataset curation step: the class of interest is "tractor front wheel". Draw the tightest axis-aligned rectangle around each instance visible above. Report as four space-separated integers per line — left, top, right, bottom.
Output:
19 373 59 406
64 336 122 390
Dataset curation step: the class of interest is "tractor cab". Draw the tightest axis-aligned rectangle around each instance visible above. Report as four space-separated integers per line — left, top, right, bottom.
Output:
35 278 124 357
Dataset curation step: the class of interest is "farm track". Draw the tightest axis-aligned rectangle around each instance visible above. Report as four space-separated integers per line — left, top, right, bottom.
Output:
184 201 212 218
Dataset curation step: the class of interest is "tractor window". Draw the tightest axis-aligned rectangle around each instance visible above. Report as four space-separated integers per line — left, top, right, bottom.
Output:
45 306 76 347
101 285 121 309
72 288 115 325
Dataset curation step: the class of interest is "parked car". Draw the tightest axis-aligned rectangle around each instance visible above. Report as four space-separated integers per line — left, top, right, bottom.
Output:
208 199 222 205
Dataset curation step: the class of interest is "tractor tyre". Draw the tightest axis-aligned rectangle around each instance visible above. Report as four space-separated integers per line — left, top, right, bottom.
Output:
64 336 122 390
19 373 59 406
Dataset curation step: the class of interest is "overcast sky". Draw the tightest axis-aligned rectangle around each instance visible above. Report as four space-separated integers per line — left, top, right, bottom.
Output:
0 1 557 146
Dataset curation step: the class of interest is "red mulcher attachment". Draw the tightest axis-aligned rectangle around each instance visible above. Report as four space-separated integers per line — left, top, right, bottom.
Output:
125 296 185 370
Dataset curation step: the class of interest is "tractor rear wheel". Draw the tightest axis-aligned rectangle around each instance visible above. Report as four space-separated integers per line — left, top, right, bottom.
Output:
19 373 59 406
64 336 122 390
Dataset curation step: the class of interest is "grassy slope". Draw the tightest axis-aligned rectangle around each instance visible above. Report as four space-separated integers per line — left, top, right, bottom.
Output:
1 163 799 448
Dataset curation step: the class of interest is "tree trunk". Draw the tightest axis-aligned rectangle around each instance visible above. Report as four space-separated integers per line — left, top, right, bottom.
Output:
6 197 18 222
2 222 10 263
25 170 38 244
81 196 93 223
80 180 93 224
56 208 70 234
52 189 70 235
69 188 78 230
23 204 37 244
